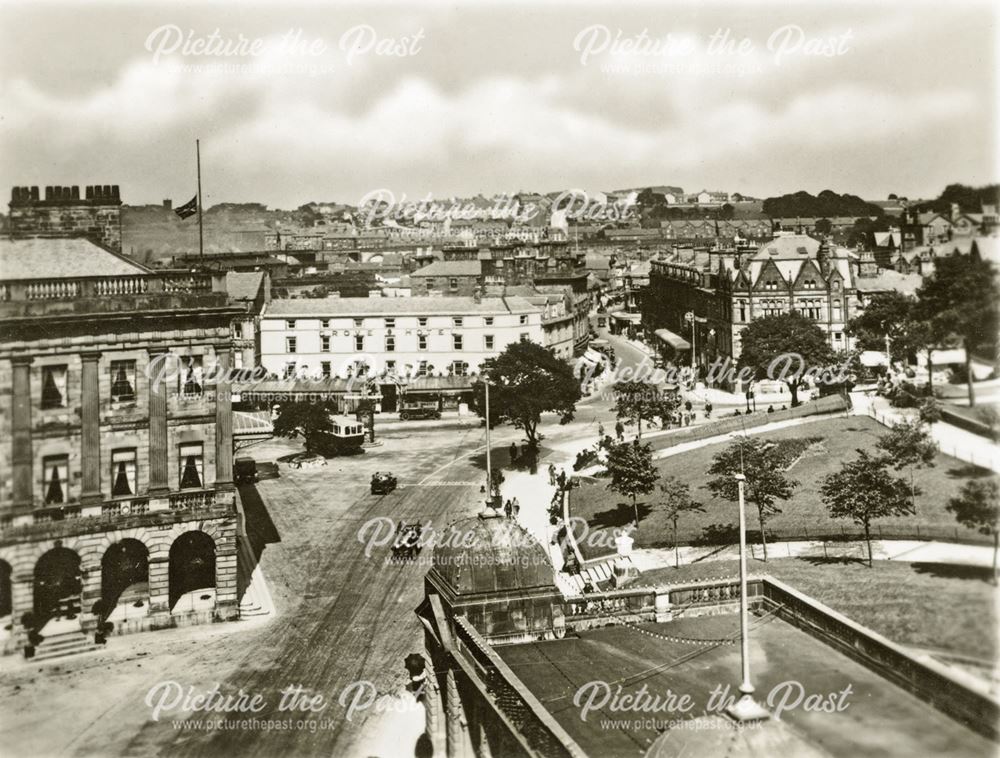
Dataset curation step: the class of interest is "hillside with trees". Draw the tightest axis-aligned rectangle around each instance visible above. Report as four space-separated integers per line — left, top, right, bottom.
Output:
762 190 884 219
913 184 1000 214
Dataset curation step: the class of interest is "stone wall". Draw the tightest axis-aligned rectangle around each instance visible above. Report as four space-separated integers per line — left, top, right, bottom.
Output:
8 185 122 253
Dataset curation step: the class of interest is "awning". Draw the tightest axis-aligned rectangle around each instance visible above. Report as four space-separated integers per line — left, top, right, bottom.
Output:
654 328 691 351
609 310 641 323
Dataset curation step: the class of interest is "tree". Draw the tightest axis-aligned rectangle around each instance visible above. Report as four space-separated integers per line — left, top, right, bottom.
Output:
846 292 930 372
947 479 1000 584
918 397 943 425
876 419 938 508
814 218 832 235
471 340 582 446
821 450 914 568
271 400 337 454
916 254 998 406
605 440 660 531
612 381 681 439
737 312 836 406
707 437 797 561
657 476 705 568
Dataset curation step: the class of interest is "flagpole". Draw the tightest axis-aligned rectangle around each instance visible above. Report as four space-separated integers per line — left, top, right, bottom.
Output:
196 139 204 259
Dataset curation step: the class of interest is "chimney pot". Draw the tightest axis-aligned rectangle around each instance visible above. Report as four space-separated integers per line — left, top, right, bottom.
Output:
86 186 94 199
30 186 39 201
112 185 120 200
72 185 80 199
45 186 54 201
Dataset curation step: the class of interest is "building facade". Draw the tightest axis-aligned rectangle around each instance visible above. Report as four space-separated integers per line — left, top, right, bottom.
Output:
0 236 244 657
9 185 123 253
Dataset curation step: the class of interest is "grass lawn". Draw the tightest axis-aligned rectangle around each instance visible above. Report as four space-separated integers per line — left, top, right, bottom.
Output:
634 557 997 660
572 416 997 558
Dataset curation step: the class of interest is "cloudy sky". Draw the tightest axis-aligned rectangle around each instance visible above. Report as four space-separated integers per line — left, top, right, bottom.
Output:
0 1 996 209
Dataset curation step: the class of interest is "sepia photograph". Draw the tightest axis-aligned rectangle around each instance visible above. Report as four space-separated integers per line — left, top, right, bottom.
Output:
0 1 997 756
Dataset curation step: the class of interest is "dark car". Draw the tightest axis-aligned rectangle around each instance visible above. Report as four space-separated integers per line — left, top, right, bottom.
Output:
371 472 398 495
391 522 424 561
399 400 441 421
234 457 258 484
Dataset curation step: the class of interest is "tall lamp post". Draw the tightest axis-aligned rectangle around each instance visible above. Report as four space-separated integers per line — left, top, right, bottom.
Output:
726 472 770 723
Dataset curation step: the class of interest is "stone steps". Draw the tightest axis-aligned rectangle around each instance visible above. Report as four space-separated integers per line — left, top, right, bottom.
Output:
32 630 102 662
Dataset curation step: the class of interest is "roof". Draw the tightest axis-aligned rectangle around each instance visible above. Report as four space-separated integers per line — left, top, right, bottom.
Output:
411 259 482 277
225 271 265 301
856 269 923 296
264 295 541 317
751 234 821 260
0 238 151 281
430 513 555 596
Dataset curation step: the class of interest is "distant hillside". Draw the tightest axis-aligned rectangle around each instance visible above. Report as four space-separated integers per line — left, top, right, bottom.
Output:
762 190 884 219
912 184 1000 214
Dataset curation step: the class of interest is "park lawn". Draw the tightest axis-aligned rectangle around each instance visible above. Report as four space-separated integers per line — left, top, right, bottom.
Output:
635 557 997 660
571 416 995 559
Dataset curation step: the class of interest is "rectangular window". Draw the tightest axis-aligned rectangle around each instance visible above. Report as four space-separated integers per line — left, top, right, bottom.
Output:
449 278 458 290
179 355 204 397
179 443 204 489
385 335 395 352
484 334 494 350
321 361 331 378
42 454 69 505
353 318 364 328
41 364 68 409
284 362 297 379
286 319 296 329
519 314 528 325
321 335 331 352
453 334 463 350
834 332 843 341
385 360 396 374
418 317 428 327
417 361 429 377
425 279 435 290
111 448 138 497
110 360 136 403
384 318 396 329
286 337 297 354
451 361 468 376
452 317 463 327
484 316 494 326
320 319 330 328
520 333 529 341
355 335 365 351
418 334 428 351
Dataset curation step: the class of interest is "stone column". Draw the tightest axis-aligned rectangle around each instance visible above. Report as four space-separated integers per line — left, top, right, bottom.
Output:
80 352 102 504
214 345 233 491
147 348 169 498
147 554 171 614
11 575 33 654
11 356 33 513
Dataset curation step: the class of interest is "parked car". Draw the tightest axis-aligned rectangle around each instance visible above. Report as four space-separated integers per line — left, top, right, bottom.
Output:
234 457 258 484
399 400 441 421
371 471 398 495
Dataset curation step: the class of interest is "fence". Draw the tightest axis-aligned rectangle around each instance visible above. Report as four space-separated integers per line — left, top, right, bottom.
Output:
867 406 1000 471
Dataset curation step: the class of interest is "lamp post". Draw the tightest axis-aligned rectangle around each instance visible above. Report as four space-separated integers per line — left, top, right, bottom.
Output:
726 472 770 723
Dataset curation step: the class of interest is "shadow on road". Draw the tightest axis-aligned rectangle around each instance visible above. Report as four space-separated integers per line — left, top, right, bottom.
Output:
911 561 996 583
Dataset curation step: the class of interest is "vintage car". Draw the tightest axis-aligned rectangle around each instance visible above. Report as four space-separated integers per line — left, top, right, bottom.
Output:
370 471 398 495
399 399 441 421
234 457 258 485
391 522 424 561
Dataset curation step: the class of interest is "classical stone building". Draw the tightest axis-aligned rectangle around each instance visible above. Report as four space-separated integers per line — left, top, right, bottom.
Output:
0 236 245 658
8 185 123 253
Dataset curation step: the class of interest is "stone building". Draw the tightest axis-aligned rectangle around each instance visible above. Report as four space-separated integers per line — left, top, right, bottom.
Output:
0 235 245 658
8 185 123 253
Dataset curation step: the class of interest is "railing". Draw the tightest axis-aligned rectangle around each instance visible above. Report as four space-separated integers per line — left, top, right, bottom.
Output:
101 498 150 517
0 273 216 302
169 490 215 511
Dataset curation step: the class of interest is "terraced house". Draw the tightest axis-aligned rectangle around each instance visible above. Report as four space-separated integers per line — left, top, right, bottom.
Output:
0 195 246 659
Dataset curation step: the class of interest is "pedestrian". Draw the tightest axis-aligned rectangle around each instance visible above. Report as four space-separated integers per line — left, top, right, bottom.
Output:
767 405 774 413
684 399 692 413
512 498 520 518
597 422 605 439
504 499 512 519
615 420 625 440
704 401 713 418
509 442 518 463
548 463 556 486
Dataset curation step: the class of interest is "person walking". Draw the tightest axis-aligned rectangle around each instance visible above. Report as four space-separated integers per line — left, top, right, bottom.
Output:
548 463 556 486
504 499 513 519
511 498 520 519
615 420 625 441
509 442 518 464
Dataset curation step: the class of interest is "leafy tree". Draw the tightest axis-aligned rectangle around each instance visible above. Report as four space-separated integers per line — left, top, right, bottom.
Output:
821 450 914 568
947 479 1000 583
471 340 582 446
846 292 933 376
737 312 836 406
918 397 943 425
605 440 660 530
658 476 705 568
707 437 797 561
876 419 938 508
271 400 337 454
612 381 681 439
916 254 998 406
814 218 832 235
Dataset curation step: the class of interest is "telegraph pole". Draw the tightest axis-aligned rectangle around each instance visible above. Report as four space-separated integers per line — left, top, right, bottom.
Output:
196 139 204 259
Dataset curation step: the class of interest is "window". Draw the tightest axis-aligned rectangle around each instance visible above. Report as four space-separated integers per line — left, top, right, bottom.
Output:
41 365 68 409
321 361 331 378
833 332 843 342
321 335 331 352
179 443 204 489
286 319 296 329
417 361 429 377
384 318 395 329
418 317 428 327
451 360 468 376
484 316 494 326
320 319 330 329
385 360 396 375
178 355 204 397
484 334 494 350
353 318 364 328
418 334 428 351
425 279 435 290
832 280 841 291
354 335 365 351
449 278 458 290
738 302 747 321
452 317 463 327
284 362 297 379
385 335 395 352
111 449 137 497
110 360 136 403
520 333 529 341
286 337 297 354
833 299 842 321
519 314 528 325
453 334 463 350
42 454 69 505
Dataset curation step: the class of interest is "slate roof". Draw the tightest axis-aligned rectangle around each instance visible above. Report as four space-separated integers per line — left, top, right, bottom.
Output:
265 295 540 316
411 260 483 277
0 238 151 280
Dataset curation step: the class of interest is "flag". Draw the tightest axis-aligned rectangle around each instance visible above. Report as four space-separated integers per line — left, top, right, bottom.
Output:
174 195 198 219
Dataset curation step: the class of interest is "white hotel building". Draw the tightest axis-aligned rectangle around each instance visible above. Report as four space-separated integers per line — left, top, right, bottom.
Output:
259 296 544 380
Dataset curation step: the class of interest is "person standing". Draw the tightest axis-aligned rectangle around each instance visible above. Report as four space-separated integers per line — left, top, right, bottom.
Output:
504 499 513 519
512 497 520 519
615 420 625 441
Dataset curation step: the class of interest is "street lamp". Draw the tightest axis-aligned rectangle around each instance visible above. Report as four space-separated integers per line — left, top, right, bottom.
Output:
725 472 770 723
